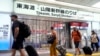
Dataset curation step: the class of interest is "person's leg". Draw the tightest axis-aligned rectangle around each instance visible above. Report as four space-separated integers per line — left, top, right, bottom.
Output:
17 40 25 56
77 42 81 54
11 49 16 56
76 42 81 55
11 41 17 56
19 49 26 56
53 41 57 56
95 43 99 52
74 42 81 55
74 42 78 55
78 48 81 54
91 43 94 51
50 44 53 56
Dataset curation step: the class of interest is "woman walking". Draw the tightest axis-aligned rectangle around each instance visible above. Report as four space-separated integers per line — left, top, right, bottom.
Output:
72 27 81 55
50 27 58 56
91 30 99 52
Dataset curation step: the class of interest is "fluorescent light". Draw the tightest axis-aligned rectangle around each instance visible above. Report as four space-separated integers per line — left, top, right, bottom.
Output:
92 2 100 8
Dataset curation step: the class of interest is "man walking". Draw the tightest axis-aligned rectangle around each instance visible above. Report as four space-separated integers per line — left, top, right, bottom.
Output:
11 15 25 56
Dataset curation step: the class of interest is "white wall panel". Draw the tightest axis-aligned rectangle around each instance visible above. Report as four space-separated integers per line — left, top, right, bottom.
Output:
0 0 13 12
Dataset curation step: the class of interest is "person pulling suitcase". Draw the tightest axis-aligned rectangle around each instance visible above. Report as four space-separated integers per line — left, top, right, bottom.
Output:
71 27 81 55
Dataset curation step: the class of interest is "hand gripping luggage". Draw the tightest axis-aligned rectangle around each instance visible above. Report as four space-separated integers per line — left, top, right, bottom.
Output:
82 36 92 55
25 45 39 56
56 45 66 56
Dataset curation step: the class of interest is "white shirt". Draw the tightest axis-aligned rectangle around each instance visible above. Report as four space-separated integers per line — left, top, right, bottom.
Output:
91 34 98 43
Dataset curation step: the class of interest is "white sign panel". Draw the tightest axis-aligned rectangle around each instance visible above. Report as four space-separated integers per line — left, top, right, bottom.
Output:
37 5 60 18
14 1 100 21
60 8 77 19
14 1 38 15
77 11 94 21
0 14 11 50
14 1 77 19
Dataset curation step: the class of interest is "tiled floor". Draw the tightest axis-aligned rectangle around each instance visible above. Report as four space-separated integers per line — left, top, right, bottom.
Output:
0 53 49 56
0 49 50 56
0 49 76 56
1 49 100 56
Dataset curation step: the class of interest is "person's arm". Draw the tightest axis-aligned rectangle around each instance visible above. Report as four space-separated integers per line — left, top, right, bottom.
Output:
14 27 19 39
78 31 81 39
96 34 99 42
71 32 73 40
55 32 58 42
13 21 20 40
53 31 58 43
90 35 92 42
97 37 99 42
79 31 82 39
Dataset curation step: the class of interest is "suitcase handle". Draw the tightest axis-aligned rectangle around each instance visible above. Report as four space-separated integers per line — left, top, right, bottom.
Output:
84 36 88 46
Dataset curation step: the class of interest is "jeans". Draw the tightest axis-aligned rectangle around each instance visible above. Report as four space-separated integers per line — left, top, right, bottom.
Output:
91 42 99 51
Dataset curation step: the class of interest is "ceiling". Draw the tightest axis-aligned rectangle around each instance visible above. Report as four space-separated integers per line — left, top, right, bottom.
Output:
56 0 100 7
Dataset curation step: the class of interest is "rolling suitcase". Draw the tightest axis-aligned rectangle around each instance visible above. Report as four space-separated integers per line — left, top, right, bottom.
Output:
25 45 39 56
82 36 92 55
56 45 66 56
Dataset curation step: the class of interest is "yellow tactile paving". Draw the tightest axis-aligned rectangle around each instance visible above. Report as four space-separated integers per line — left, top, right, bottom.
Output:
57 50 100 56
65 52 100 56
79 52 100 56
79 54 91 56
66 52 100 56
66 53 74 56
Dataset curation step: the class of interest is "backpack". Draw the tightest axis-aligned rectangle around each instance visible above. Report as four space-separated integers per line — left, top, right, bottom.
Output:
19 22 31 38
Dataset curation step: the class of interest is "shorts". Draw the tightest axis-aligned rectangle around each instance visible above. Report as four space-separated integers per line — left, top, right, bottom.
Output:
12 40 24 50
74 41 80 48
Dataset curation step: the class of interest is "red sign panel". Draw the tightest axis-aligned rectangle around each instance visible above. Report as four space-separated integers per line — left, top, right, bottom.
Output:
70 22 88 27
53 23 63 27
80 22 88 27
70 22 80 26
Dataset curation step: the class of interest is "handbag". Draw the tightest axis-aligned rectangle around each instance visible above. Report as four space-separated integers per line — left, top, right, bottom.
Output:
47 35 56 44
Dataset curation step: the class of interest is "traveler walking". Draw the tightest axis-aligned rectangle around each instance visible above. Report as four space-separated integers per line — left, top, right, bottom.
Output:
71 27 81 55
11 15 25 56
50 27 58 56
91 30 99 52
